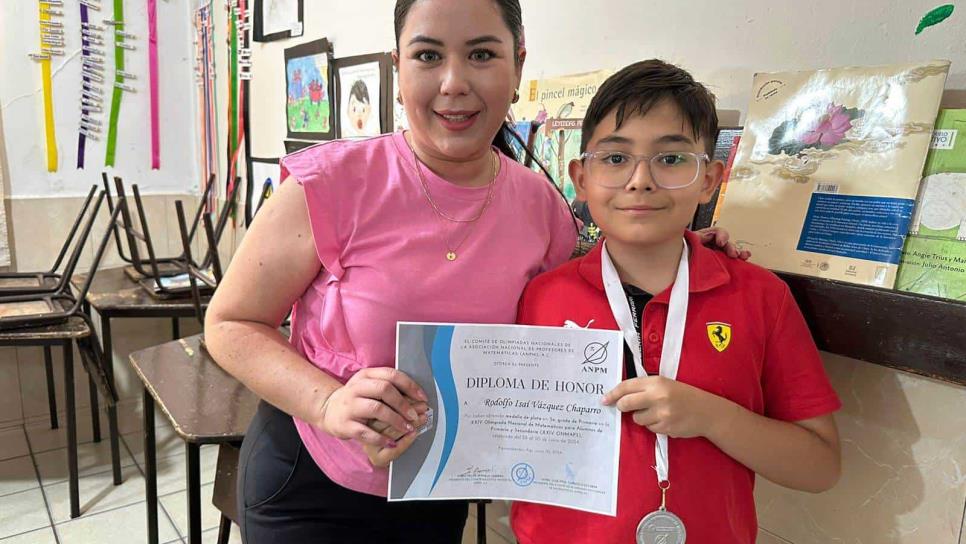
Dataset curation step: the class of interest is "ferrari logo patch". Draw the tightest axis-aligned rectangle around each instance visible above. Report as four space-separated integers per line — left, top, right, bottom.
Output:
707 322 732 352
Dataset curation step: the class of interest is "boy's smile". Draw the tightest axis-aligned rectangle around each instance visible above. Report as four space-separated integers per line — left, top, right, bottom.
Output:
571 99 723 249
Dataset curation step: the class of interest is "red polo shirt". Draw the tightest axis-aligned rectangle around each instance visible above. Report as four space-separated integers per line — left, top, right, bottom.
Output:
511 230 841 544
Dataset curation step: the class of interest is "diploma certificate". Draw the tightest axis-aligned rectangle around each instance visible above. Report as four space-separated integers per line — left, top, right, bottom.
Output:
388 322 623 515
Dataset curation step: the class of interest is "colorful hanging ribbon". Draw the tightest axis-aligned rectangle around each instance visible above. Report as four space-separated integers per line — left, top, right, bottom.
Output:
105 0 126 167
226 1 240 198
77 4 90 169
39 4 58 172
147 0 160 169
195 3 218 210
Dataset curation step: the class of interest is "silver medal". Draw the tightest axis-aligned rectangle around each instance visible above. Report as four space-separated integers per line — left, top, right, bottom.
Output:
636 509 686 544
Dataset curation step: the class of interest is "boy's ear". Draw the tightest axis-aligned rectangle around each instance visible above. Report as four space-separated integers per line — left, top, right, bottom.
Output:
391 49 400 69
569 158 588 200
698 160 724 205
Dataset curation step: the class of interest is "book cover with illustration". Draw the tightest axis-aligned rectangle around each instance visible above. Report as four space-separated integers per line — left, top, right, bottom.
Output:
897 109 966 301
714 60 949 287
511 69 614 203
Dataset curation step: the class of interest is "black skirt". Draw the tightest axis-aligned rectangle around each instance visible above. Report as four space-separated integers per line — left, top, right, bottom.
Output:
237 401 469 544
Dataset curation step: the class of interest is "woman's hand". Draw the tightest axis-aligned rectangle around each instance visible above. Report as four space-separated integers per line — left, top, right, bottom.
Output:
362 406 430 468
318 367 428 448
363 428 421 468
696 227 751 261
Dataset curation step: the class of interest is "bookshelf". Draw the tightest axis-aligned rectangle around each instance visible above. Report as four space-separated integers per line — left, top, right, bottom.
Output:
779 272 966 386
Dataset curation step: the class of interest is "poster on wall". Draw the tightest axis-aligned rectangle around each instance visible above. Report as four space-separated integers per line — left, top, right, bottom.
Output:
510 69 614 203
284 38 336 140
714 60 950 288
246 157 281 226
334 53 392 139
284 140 318 154
254 0 304 42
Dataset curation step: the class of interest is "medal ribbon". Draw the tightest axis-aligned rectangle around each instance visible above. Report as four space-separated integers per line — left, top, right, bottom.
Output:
601 239 689 485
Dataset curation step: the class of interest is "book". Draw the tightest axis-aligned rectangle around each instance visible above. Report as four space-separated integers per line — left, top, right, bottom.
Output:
693 128 742 229
511 69 614 202
896 109 966 301
714 60 950 287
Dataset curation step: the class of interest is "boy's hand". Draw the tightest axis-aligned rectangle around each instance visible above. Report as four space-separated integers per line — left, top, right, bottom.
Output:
696 227 751 261
602 376 736 439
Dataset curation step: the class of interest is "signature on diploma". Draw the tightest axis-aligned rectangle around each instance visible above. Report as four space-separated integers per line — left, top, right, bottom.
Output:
458 465 495 478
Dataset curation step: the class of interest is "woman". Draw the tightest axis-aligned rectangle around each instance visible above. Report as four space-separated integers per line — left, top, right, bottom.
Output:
205 1 743 542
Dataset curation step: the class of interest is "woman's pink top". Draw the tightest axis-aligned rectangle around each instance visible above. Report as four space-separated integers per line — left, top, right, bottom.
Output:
279 132 577 496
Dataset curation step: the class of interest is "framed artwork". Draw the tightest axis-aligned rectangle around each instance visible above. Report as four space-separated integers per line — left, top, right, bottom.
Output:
284 140 317 154
391 66 409 132
253 0 304 42
245 157 281 226
333 53 392 138
284 38 336 140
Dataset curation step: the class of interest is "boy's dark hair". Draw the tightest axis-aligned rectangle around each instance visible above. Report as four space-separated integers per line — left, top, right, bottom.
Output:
580 60 718 157
349 80 370 104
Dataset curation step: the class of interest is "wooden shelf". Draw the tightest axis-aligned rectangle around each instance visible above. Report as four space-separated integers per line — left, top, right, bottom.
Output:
778 272 966 386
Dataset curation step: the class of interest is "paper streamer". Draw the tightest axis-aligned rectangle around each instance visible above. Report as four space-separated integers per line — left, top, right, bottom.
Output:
77 4 91 169
105 0 125 167
195 3 218 211
40 5 58 172
147 0 160 168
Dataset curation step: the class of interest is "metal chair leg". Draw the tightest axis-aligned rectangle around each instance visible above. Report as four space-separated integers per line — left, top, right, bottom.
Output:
187 442 202 544
477 501 487 544
64 341 80 519
144 388 158 544
88 376 101 442
216 515 232 544
101 315 122 485
43 346 58 429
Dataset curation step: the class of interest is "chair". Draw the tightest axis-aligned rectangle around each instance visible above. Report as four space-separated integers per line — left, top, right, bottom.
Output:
0 185 99 296
110 177 238 299
0 191 122 407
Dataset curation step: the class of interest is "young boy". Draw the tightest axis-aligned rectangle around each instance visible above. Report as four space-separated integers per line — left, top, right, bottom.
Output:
511 60 842 544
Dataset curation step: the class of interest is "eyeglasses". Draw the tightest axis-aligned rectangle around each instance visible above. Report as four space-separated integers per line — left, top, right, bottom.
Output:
579 151 710 190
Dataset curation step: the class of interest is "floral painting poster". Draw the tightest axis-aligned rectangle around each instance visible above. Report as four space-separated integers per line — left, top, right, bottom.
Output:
714 61 949 288
285 39 335 140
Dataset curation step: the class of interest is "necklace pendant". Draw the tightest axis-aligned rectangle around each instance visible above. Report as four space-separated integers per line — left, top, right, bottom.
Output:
446 252 458 261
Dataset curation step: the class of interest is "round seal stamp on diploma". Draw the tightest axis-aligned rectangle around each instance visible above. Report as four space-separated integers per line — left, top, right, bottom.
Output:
511 463 535 487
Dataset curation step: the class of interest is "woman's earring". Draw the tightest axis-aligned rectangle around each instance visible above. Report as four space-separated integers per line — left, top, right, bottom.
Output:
512 90 520 104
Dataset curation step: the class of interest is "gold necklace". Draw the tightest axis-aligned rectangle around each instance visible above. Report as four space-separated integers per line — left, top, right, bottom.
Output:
406 134 499 261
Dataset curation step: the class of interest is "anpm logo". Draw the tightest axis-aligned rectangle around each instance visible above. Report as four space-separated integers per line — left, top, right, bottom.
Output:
581 342 609 373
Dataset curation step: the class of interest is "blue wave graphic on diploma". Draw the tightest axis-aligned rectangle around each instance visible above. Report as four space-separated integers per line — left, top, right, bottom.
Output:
429 325 459 492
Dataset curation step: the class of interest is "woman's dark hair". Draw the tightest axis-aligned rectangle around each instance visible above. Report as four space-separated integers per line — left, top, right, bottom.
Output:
393 0 576 230
349 80 370 104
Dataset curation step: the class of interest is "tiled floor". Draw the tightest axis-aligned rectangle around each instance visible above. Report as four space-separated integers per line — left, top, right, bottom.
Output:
0 400 517 544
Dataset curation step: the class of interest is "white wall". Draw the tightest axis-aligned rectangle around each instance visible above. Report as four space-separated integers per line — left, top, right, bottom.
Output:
246 0 966 158
0 0 201 197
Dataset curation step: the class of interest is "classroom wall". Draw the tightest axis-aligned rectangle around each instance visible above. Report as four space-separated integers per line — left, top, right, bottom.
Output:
246 0 966 158
238 2 966 543
0 1 201 197
0 2 964 543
